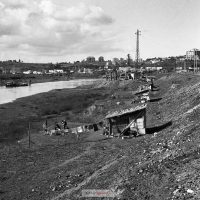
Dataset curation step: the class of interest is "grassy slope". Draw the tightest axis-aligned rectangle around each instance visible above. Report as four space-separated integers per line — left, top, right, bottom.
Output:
0 87 108 142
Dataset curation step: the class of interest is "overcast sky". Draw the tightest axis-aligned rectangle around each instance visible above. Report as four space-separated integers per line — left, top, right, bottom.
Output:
0 0 199 63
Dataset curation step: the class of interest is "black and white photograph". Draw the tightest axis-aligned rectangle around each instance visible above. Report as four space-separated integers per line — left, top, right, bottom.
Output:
0 0 200 199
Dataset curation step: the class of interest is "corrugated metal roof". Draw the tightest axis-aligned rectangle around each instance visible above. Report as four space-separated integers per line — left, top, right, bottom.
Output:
105 104 146 119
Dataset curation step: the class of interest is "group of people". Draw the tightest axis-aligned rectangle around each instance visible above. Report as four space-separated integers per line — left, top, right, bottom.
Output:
55 120 68 130
42 118 107 135
42 119 69 133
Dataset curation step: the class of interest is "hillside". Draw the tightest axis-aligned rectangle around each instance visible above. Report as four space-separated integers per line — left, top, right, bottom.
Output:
1 73 200 200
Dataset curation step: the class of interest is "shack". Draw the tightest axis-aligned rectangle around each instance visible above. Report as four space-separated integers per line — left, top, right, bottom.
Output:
134 85 149 95
132 85 150 103
105 104 147 138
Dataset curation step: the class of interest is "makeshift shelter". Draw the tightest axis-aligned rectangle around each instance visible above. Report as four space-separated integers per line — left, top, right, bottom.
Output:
105 104 147 138
134 85 150 95
132 85 150 103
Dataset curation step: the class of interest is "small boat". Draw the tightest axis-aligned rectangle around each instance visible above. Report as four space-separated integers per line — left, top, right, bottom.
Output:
5 81 17 87
5 81 29 87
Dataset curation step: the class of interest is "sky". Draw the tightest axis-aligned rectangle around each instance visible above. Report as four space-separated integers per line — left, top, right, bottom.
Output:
0 0 199 63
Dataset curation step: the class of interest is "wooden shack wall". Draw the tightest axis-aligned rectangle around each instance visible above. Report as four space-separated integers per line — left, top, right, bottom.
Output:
109 108 146 135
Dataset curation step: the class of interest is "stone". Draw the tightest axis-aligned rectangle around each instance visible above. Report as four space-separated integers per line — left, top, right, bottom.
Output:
187 189 194 194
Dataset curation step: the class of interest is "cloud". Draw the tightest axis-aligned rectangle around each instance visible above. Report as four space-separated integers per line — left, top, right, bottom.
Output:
0 0 117 61
85 6 114 25
0 24 20 36
0 0 28 9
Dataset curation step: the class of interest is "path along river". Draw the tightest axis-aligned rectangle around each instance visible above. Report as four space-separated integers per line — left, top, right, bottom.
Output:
0 79 98 105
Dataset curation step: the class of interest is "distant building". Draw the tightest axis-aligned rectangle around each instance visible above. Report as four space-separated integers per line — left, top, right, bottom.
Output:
98 56 104 62
176 66 184 72
118 67 132 72
176 56 185 62
151 58 160 64
48 69 64 74
144 60 152 65
48 70 54 74
86 56 95 63
23 70 32 74
55 69 64 73
104 61 113 70
145 66 163 71
33 71 42 75
185 49 200 71
186 49 200 60
83 68 93 74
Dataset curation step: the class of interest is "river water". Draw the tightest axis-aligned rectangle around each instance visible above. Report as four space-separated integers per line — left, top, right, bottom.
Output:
0 79 98 105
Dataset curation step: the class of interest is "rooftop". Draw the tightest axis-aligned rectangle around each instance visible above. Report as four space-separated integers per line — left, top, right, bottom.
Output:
105 104 146 119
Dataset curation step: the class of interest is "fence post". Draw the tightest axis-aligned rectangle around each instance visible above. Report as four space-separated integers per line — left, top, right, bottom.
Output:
28 122 31 148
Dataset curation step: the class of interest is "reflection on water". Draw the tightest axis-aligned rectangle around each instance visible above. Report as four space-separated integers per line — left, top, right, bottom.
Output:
0 79 98 105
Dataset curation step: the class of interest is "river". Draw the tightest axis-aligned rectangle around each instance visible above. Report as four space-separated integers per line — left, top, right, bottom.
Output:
0 79 98 105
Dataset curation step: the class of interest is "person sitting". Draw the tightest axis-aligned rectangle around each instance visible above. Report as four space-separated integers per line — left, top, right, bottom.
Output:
55 122 61 130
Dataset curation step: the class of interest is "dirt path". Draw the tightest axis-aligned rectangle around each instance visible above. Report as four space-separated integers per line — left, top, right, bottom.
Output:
43 142 95 174
49 155 126 200
43 132 108 173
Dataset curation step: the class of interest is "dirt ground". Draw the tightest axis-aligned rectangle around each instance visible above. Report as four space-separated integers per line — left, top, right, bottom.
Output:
1 72 200 200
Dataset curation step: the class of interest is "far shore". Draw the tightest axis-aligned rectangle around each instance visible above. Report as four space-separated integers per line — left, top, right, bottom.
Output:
0 74 102 86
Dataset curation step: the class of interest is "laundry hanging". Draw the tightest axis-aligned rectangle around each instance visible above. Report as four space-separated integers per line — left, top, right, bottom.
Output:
77 126 84 133
71 128 78 134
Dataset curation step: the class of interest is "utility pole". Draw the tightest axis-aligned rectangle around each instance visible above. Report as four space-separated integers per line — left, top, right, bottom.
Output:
127 54 131 66
194 49 198 72
135 29 141 68
193 49 195 73
184 59 186 71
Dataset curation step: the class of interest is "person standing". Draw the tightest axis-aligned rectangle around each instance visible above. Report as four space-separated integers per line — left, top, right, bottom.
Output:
43 120 48 133
62 120 68 129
